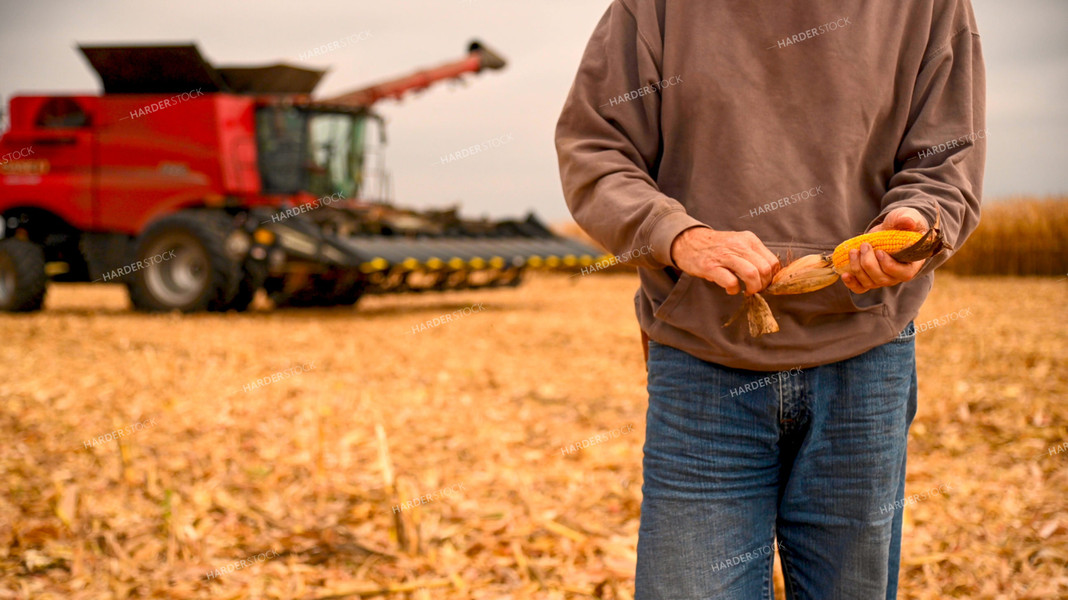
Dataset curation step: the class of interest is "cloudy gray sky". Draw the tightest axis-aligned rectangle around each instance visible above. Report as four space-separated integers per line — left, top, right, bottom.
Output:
0 0 1064 223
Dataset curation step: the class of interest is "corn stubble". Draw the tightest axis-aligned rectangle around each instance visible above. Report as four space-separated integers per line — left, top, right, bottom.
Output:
728 213 949 337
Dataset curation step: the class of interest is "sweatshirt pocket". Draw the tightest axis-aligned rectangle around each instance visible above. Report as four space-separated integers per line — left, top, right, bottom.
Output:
653 272 696 320
649 271 891 354
818 282 889 317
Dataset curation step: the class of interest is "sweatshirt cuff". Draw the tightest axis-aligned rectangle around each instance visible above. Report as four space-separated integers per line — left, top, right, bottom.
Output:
648 209 710 268
867 198 939 235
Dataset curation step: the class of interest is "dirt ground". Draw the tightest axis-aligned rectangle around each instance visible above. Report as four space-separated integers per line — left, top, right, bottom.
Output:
1 273 1065 599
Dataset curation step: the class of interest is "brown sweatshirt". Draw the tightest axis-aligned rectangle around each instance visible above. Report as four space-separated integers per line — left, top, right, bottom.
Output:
555 0 986 371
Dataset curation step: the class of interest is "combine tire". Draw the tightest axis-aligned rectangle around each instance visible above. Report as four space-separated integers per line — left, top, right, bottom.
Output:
127 212 241 312
0 239 48 312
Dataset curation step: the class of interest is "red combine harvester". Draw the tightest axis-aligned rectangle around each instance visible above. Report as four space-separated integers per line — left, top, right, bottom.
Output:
0 42 602 311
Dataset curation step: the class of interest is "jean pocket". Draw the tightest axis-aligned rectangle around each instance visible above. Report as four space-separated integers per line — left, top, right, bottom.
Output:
890 320 916 343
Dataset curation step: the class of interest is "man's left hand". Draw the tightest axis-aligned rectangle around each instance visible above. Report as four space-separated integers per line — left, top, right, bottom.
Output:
840 207 930 294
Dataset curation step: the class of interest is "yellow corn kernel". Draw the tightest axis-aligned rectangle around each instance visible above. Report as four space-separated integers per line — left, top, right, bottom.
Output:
831 230 924 272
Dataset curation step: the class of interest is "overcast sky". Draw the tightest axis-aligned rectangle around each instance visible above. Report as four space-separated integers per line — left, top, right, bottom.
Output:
0 0 1064 223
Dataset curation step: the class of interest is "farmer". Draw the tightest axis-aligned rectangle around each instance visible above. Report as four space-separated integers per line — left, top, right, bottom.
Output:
555 1 985 598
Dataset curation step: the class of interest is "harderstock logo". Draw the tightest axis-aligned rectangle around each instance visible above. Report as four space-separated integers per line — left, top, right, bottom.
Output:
123 89 204 120
96 249 177 282
0 146 34 165
768 17 853 50
298 32 373 61
876 484 952 515
600 76 683 109
83 418 157 449
741 185 824 219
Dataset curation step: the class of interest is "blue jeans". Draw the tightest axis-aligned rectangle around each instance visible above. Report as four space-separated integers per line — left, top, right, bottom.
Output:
636 323 918 599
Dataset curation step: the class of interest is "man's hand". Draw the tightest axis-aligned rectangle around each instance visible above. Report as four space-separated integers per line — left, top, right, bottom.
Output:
670 227 780 296
840 207 930 294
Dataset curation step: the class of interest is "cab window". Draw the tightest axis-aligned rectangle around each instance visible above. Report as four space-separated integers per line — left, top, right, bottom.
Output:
34 98 91 128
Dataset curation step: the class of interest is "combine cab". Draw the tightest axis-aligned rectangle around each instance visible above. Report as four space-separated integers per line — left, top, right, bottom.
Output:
0 42 602 312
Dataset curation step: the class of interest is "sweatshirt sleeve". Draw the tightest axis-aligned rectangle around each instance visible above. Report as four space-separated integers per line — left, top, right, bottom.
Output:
555 0 707 270
870 3 986 274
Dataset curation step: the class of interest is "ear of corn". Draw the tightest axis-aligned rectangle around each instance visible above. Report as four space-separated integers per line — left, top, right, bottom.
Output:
830 230 925 272
732 208 948 338
765 254 840 295
889 225 949 263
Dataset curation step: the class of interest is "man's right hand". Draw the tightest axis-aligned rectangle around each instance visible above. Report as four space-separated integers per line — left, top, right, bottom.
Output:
670 227 780 296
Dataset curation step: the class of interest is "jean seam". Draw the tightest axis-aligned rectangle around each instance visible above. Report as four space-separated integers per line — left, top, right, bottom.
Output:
777 372 784 423
763 557 772 600
780 546 801 600
763 540 777 600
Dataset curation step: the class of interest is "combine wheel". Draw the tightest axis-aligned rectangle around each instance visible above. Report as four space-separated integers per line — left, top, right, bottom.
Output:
127 211 241 312
0 238 48 312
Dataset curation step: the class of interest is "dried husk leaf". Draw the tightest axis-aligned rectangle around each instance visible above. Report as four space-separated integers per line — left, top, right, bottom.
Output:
765 254 840 295
724 293 779 337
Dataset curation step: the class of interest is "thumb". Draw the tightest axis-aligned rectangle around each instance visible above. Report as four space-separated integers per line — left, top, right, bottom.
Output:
882 208 928 232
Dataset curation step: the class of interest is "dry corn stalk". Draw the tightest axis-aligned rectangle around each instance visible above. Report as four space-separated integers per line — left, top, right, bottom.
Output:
729 210 949 337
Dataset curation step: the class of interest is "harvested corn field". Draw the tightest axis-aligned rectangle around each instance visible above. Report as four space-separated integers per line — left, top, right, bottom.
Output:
2 273 1066 599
